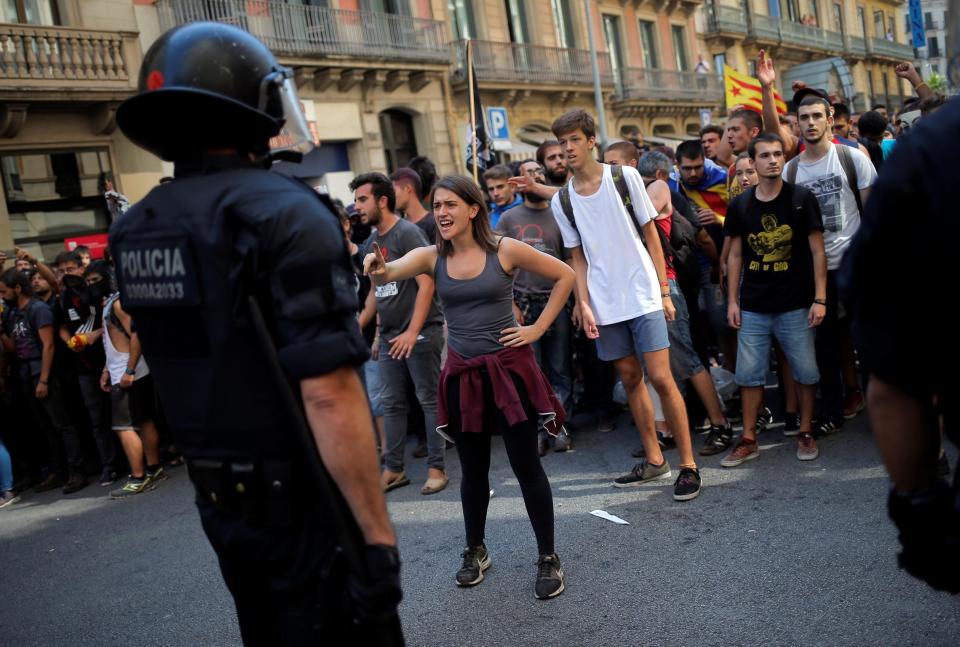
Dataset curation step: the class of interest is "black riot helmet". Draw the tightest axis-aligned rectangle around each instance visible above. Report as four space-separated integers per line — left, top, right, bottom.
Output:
117 22 313 162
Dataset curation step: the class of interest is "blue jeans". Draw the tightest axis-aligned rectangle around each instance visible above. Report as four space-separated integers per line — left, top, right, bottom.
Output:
379 325 444 472
736 309 819 387
0 437 12 492
362 359 385 418
516 292 573 415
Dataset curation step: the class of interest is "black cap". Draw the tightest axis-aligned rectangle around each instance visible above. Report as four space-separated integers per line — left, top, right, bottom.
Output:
117 22 285 161
792 87 830 107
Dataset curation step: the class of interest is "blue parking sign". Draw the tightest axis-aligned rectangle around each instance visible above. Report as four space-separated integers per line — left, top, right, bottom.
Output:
488 107 509 141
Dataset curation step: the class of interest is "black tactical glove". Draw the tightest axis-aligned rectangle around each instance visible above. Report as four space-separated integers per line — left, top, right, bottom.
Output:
347 544 403 623
888 483 960 594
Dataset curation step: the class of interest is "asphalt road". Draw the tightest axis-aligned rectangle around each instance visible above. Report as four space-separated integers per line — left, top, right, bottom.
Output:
2 411 958 647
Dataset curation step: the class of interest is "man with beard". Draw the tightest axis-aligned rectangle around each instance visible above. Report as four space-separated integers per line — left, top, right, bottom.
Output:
536 140 569 187
496 160 574 455
353 172 447 495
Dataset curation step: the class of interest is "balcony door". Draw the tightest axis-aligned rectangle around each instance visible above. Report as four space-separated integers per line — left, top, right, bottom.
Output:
602 14 624 91
552 0 576 49
361 0 408 13
448 0 476 41
0 0 60 25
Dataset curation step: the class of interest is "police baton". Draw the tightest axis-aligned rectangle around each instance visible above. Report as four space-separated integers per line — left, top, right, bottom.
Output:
247 296 405 646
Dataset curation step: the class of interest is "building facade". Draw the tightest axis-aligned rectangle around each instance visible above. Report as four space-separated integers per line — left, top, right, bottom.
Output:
0 0 159 258
4 0 916 258
449 0 720 159
702 0 913 113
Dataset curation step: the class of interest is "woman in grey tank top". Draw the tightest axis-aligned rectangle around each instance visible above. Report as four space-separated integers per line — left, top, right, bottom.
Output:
364 175 575 600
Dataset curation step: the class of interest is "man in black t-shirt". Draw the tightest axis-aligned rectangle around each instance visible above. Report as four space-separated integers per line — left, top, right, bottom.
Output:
722 134 827 467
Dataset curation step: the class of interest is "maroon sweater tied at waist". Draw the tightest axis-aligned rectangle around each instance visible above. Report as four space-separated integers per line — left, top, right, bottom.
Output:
437 345 565 437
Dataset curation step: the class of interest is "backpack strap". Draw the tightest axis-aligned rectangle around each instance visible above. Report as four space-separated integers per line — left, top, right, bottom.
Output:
791 183 805 213
558 184 577 234
785 156 800 185
835 143 863 217
609 163 650 252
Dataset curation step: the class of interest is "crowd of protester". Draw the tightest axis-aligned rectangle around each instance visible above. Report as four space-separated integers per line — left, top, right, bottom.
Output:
0 52 950 524
0 237 178 507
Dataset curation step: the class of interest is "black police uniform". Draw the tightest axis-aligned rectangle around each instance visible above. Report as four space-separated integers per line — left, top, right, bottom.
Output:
110 157 371 643
840 98 960 593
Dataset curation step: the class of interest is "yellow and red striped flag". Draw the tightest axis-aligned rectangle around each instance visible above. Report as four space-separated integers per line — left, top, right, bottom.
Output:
724 65 787 114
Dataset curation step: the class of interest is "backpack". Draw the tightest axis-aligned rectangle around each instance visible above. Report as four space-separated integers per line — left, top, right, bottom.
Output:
557 163 694 285
785 143 863 217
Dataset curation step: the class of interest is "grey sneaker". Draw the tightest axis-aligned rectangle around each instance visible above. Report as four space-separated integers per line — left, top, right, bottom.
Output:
110 476 148 499
797 433 819 461
456 544 491 587
534 554 565 599
553 428 572 453
0 491 20 509
612 460 672 488
145 465 167 488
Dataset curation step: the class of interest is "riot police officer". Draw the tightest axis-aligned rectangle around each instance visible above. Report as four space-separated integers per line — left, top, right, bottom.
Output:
111 23 404 643
840 87 960 592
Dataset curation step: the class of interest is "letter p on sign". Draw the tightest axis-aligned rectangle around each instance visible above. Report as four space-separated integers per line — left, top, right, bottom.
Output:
488 107 509 141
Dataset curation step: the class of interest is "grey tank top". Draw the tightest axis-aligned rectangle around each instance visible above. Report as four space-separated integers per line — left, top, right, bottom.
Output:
435 250 516 359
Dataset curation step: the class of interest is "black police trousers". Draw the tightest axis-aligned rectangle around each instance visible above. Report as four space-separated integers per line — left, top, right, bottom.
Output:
196 498 357 646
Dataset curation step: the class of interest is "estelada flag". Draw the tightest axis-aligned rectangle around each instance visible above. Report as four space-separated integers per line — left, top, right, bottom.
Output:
724 65 787 114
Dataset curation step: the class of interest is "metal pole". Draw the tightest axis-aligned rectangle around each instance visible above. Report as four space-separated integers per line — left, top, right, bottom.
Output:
467 40 479 183
584 0 609 147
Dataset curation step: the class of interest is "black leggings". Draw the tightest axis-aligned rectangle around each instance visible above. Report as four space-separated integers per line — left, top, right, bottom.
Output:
445 372 554 555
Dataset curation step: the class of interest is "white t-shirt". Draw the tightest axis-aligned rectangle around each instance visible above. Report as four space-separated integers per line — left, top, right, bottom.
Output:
551 164 661 326
784 144 876 270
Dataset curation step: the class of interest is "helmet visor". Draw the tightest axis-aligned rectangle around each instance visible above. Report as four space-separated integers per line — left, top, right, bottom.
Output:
268 74 318 161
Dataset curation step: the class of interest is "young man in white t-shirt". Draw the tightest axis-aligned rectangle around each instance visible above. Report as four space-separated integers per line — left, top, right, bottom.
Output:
549 109 701 501
784 94 877 436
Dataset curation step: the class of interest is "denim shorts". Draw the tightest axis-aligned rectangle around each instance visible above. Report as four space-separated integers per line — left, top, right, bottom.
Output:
666 279 705 381
595 310 669 362
735 308 819 387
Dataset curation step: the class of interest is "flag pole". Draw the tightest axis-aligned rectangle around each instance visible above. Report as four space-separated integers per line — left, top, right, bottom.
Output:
467 40 479 184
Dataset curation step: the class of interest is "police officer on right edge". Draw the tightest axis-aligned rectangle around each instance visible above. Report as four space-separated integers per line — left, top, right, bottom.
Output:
111 23 403 644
